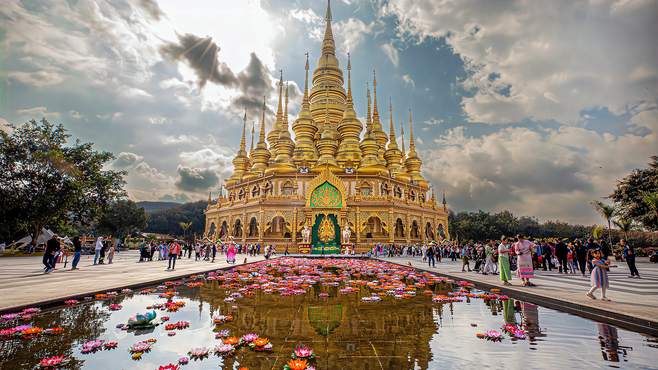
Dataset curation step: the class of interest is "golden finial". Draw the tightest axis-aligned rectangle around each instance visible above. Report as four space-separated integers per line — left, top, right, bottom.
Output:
208 191 212 204
276 70 283 123
249 120 255 156
372 69 380 123
408 108 415 151
366 83 372 131
284 82 289 126
239 107 247 152
259 96 266 143
346 52 352 103
303 52 310 107
325 0 332 22
400 122 405 156
388 98 396 142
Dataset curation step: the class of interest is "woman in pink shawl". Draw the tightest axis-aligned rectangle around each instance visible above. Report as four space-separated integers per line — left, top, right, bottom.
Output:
226 237 236 264
514 234 536 287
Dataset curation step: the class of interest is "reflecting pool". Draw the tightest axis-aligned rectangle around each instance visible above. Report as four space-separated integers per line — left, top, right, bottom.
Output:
0 258 656 370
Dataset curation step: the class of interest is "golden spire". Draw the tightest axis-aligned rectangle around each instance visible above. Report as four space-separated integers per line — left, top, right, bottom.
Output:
207 191 211 204
277 70 284 124
302 52 310 110
337 52 363 167
387 98 398 149
405 108 427 186
400 121 406 161
384 100 409 180
268 70 283 157
372 70 380 125
259 96 266 143
442 191 447 211
293 52 319 166
346 52 352 104
310 0 345 126
321 0 335 56
226 108 250 186
244 96 271 179
366 84 372 133
249 120 255 159
284 82 289 128
239 107 247 153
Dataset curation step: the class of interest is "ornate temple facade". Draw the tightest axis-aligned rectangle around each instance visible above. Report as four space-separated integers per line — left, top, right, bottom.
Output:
204 1 448 253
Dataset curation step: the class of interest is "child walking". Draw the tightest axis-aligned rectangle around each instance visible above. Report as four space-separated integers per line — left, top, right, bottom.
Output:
587 249 610 301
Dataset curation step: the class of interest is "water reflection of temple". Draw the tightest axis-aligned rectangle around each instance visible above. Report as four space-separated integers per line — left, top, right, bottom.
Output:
196 282 438 369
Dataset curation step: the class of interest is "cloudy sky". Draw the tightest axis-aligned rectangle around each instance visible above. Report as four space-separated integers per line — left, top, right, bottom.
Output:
1 0 656 224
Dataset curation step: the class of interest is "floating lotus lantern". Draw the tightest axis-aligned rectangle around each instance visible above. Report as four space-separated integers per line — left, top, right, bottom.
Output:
39 355 70 368
187 347 209 360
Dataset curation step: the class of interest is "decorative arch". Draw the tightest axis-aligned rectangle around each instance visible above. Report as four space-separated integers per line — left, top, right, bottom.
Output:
358 181 372 196
264 215 291 238
248 217 258 237
410 220 420 239
207 222 216 237
438 224 447 240
425 222 435 240
305 168 347 209
281 180 296 195
361 216 388 239
394 185 402 198
219 221 229 239
238 188 245 200
394 218 405 238
380 182 390 196
232 218 243 237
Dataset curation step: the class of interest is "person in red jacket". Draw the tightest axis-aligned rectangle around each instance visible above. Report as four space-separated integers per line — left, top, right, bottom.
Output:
167 241 181 270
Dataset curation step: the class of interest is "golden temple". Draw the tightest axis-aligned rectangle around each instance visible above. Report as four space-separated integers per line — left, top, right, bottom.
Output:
204 0 448 253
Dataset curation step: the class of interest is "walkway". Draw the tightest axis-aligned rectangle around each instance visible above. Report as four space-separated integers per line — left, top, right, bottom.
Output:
0 251 265 312
378 256 658 335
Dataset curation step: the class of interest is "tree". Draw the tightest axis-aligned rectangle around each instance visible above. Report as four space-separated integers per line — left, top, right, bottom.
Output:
610 156 658 230
591 200 616 246
144 201 206 236
0 119 125 243
613 218 633 239
97 200 147 241
179 221 192 241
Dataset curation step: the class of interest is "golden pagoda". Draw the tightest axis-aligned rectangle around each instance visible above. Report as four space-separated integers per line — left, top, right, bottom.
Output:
205 0 448 253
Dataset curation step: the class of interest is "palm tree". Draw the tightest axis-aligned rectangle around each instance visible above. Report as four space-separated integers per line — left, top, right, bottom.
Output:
591 200 616 246
613 218 633 239
642 192 658 220
179 222 192 241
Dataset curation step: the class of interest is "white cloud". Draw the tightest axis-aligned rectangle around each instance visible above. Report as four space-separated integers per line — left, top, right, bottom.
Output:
335 18 375 53
380 43 399 67
401 74 415 87
9 70 64 87
385 0 658 124
69 110 83 120
15 106 60 119
423 122 657 224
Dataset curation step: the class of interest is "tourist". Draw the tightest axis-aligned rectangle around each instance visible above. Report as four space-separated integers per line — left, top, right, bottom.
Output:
483 240 496 275
575 240 588 276
167 240 181 271
93 236 103 265
514 235 536 287
226 240 237 264
43 234 60 273
426 244 436 268
585 238 598 272
498 237 512 286
107 241 115 264
621 239 640 278
194 243 201 261
211 242 217 262
555 239 568 273
71 236 82 270
461 245 471 272
284 245 289 256
541 241 553 271
566 243 577 274
587 249 610 301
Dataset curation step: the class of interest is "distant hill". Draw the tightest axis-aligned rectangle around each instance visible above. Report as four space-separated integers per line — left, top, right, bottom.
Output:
136 201 181 214
143 201 207 236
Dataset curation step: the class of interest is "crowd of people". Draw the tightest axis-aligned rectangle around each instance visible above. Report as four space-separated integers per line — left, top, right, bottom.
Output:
374 235 642 301
137 237 279 270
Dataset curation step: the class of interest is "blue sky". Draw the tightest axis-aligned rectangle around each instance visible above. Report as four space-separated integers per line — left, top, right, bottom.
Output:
1 0 656 224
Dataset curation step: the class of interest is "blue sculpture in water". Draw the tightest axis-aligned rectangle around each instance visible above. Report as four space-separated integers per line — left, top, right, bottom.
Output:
127 310 157 329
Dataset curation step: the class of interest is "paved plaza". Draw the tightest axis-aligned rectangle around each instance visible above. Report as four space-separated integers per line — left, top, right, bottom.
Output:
0 250 265 311
379 256 658 334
